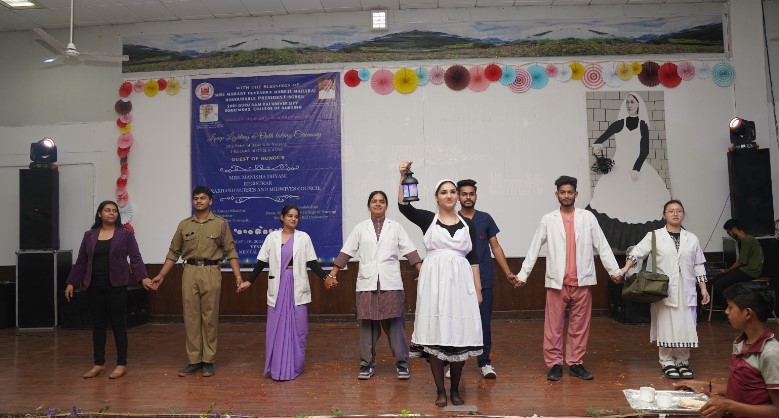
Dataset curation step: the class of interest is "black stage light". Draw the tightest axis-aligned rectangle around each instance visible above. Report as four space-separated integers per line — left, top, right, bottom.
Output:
29 137 57 169
729 117 756 147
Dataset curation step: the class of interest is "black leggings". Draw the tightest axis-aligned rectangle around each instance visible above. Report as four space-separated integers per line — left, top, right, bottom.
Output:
87 276 128 366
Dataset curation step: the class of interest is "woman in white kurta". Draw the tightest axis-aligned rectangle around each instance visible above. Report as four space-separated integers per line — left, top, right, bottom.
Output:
397 161 483 408
618 200 710 380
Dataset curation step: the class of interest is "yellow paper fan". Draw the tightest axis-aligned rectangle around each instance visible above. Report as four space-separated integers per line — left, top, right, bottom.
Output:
630 61 643 75
570 62 585 80
615 62 633 81
393 67 419 94
166 78 181 95
144 79 159 97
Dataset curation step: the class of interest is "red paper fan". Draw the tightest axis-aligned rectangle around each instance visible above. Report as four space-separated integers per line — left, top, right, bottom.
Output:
122 223 134 233
114 100 132 115
638 61 660 87
509 67 531 93
157 78 168 91
430 66 445 85
658 62 681 88
484 64 502 82
116 118 127 128
444 65 470 91
468 66 490 92
677 61 695 81
116 177 127 188
120 164 129 176
119 81 132 97
118 133 133 149
344 69 360 87
117 147 130 158
370 69 394 95
582 64 604 89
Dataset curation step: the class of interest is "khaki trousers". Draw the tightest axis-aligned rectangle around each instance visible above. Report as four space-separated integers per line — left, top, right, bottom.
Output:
182 265 222 364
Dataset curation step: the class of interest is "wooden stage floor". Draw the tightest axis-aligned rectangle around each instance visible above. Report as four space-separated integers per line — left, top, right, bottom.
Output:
0 316 761 417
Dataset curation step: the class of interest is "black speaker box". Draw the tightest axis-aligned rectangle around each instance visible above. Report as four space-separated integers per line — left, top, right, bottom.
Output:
0 281 15 328
608 280 651 323
19 169 59 250
727 149 775 236
16 250 71 328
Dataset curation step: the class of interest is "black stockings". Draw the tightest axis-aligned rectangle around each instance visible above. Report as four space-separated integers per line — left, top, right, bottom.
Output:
429 357 466 407
449 361 465 405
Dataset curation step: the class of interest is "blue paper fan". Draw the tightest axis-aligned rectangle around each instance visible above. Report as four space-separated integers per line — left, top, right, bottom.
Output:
528 64 549 89
415 66 430 86
499 65 517 86
711 61 735 87
358 68 371 81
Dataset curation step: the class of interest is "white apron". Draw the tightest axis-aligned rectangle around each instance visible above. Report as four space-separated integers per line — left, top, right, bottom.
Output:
411 213 483 361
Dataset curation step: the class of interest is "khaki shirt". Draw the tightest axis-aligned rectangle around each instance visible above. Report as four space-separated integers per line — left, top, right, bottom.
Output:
166 212 238 262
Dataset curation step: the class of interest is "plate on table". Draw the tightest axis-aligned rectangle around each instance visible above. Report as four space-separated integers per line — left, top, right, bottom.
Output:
623 389 709 415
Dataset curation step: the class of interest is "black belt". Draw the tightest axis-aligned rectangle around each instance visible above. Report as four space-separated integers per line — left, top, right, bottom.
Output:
186 259 220 266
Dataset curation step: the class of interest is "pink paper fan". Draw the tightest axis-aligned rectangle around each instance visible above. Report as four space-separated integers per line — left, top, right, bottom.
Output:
118 133 134 149
132 80 144 93
430 66 445 85
116 187 127 198
677 61 696 81
546 64 559 78
118 195 129 207
468 66 490 92
370 69 394 95
582 64 604 89
509 67 531 93
119 113 133 124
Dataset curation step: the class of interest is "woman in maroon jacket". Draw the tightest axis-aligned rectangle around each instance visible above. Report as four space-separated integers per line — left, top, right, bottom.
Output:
65 200 152 379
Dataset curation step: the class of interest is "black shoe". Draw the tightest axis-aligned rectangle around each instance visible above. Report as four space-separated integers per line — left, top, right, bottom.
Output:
547 364 563 381
201 362 214 377
569 364 593 380
357 364 374 380
396 364 411 380
178 362 203 377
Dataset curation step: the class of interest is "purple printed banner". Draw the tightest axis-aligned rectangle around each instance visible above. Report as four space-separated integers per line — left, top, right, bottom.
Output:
191 73 341 267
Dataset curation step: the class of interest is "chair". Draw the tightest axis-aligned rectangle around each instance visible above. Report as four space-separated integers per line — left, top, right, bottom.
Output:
703 280 724 322
752 277 779 323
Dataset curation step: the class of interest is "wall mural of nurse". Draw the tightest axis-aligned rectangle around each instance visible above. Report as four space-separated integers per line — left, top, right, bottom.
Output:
586 91 670 250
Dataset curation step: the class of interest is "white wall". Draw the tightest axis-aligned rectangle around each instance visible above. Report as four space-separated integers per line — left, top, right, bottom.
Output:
1 1 777 266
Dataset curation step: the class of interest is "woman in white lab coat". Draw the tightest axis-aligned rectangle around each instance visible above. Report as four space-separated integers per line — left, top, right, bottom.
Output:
617 199 710 380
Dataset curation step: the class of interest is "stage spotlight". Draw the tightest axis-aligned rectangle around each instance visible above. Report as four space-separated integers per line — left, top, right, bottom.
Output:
29 137 57 169
729 117 756 147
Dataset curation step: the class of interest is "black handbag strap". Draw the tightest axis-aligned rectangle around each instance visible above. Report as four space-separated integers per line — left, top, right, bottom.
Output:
651 231 657 274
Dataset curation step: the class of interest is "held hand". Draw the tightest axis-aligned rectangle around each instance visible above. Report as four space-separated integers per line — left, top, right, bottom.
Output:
235 277 243 287
506 273 518 286
700 396 730 418
399 161 412 175
324 277 338 290
630 170 640 182
514 279 526 289
236 280 251 293
141 278 155 291
64 284 74 302
150 274 164 290
592 143 603 154
611 274 623 284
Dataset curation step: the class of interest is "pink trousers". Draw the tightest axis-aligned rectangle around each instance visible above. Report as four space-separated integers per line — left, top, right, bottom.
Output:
543 285 592 368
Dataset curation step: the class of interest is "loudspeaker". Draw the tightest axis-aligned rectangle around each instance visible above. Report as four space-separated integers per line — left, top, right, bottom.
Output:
0 281 15 328
608 281 651 323
16 250 71 328
19 169 59 250
727 149 775 236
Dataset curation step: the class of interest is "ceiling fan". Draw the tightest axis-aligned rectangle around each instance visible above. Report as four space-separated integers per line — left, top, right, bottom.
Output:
33 0 128 64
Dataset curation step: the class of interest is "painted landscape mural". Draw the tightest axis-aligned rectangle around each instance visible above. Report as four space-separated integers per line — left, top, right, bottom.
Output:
122 15 724 73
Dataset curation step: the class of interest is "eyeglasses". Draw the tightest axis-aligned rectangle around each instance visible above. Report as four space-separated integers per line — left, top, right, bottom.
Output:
664 210 684 214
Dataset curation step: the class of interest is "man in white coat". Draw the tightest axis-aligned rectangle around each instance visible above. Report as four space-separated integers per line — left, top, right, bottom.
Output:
514 175 622 381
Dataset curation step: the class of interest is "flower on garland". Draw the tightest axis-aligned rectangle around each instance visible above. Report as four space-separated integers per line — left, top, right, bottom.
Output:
630 61 643 75
582 64 604 89
638 61 660 87
444 65 470 91
344 69 361 87
116 118 128 128
114 99 132 115
157 78 168 92
116 177 127 188
117 147 131 158
393 67 419 94
499 65 516 85
484 64 502 82
415 66 430 86
166 78 181 95
545 64 559 78
712 61 735 87
570 62 585 80
144 79 160 96
528 64 548 89
118 133 133 149
119 81 132 98
615 62 633 81
696 61 710 79
468 65 490 92
430 66 446 85
603 63 623 88
358 68 371 81
132 80 144 93
557 64 572 82
370 69 394 95
677 61 695 81
119 123 132 135
509 67 532 94
119 113 133 124
658 62 681 88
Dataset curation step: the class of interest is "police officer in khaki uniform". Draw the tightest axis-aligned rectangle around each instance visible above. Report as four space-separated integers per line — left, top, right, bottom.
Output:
151 186 242 377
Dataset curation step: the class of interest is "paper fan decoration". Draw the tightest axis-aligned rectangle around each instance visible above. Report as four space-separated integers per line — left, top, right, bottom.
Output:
116 118 127 128
393 67 419 94
157 78 168 91
117 147 130 158
119 201 134 224
468 66 490 92
118 133 134 149
484 64 502 82
166 78 181 95
370 69 394 95
658 62 682 88
119 113 133 124
118 195 129 208
430 66 446 85
557 64 572 82
603 63 623 88
499 65 516 85
615 62 633 81
677 61 695 81
144 79 159 97
444 65 470 91
712 61 735 87
509 67 532 93
570 62 585 80
582 64 604 89
116 177 127 189
695 61 710 79
114 99 132 115
528 64 549 89
344 69 360 87
120 164 129 176
630 61 643 75
132 80 144 93
358 68 371 81
116 186 127 198
546 64 559 78
415 66 430 86
119 81 132 98
119 123 132 134
638 61 660 87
